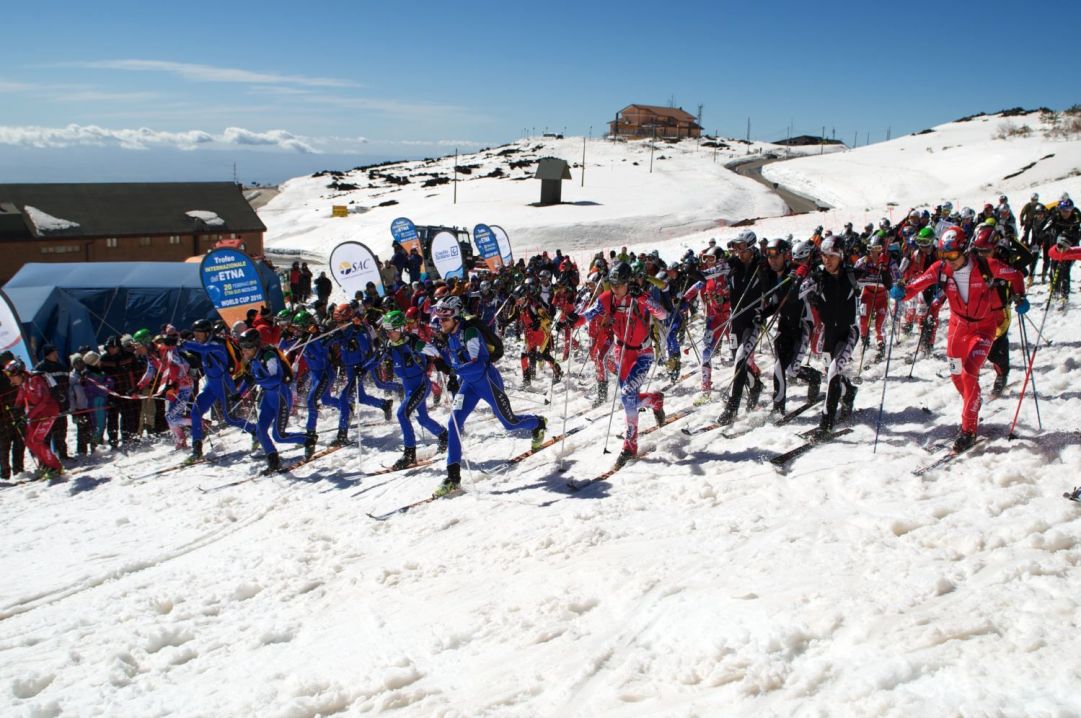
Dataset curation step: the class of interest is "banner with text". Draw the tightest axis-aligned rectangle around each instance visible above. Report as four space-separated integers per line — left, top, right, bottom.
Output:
490 224 513 266
329 241 384 298
0 289 32 368
472 224 504 271
430 231 465 279
199 248 267 328
390 217 421 256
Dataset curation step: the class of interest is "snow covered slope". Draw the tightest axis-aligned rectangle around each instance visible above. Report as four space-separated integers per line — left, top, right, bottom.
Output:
260 136 829 262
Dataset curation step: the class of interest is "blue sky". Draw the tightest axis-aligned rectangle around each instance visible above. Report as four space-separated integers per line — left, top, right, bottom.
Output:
2 0 1077 184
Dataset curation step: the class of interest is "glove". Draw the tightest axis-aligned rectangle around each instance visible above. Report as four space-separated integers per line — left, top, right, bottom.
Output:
1057 235 1071 249
1015 296 1030 315
446 374 460 394
165 389 178 402
565 310 579 325
889 285 905 301
791 264 810 280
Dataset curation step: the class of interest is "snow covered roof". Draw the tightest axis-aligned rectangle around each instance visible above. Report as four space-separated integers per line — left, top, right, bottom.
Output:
0 182 265 240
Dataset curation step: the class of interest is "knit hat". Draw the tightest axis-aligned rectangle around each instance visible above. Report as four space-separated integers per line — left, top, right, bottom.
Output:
83 351 101 366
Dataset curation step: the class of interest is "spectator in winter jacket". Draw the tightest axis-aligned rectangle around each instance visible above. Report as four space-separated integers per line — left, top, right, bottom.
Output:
315 272 333 303
300 263 313 301
34 344 69 460
0 350 26 479
406 249 423 284
289 262 301 301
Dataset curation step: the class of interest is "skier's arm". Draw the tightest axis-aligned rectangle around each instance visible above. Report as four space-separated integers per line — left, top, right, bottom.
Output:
902 261 944 301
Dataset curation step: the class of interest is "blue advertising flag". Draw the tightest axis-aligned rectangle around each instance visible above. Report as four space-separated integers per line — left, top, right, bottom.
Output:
199 248 267 328
472 224 504 271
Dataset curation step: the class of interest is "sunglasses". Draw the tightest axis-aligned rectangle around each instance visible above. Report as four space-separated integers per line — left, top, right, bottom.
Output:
940 250 962 261
765 249 785 258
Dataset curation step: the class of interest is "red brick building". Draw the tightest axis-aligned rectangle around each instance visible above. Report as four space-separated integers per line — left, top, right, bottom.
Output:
0 182 266 284
608 104 703 140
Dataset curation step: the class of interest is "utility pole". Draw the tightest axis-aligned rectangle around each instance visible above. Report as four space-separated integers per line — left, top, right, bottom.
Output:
581 132 587 187
853 131 857 148
713 129 719 162
886 126 891 141
821 125 825 155
453 148 458 204
649 125 656 173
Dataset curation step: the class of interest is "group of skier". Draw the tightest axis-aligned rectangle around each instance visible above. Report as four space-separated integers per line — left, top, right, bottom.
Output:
3 191 1079 493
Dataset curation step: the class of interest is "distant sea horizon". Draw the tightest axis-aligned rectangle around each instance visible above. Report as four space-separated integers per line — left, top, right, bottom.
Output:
0 146 418 186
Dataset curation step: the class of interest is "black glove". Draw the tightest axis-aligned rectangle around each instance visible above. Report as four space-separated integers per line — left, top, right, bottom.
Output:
447 374 460 394
565 310 579 325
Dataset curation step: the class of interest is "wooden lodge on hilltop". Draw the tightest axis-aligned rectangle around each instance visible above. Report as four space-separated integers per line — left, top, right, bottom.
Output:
608 104 703 140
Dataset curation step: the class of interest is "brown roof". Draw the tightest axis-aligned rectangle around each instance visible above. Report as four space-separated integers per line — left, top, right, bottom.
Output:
620 104 699 123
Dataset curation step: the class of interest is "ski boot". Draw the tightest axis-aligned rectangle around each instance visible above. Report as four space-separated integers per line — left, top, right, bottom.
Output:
433 463 462 498
952 430 976 453
875 340 886 362
990 372 1007 398
806 371 821 403
592 380 608 408
437 430 449 453
187 439 203 464
531 416 547 450
839 384 858 419
811 413 833 441
261 452 281 476
666 356 680 383
746 376 764 409
693 390 712 406
331 428 350 447
652 396 666 427
304 431 317 460
717 399 738 426
382 399 393 421
551 362 563 384
392 446 416 471
770 401 785 418
615 449 635 468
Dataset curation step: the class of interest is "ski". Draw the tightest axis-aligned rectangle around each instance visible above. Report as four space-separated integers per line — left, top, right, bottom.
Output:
130 449 249 481
777 396 823 424
769 428 853 467
661 369 697 391
280 444 346 473
1063 487 1081 503
366 487 465 520
912 439 985 476
364 456 438 477
566 448 655 492
506 426 584 465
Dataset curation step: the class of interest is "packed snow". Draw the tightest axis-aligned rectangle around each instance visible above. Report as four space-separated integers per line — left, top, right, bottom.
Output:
23 205 80 233
2 110 1081 716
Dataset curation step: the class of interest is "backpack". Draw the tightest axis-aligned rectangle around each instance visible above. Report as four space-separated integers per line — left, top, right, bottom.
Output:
262 346 294 384
463 316 503 363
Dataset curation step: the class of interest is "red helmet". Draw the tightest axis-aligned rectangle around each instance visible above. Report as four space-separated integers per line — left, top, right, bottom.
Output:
405 306 419 320
938 226 967 254
971 225 996 252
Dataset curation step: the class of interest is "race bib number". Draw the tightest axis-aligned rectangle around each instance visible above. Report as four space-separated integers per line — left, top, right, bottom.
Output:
947 357 962 375
452 392 465 410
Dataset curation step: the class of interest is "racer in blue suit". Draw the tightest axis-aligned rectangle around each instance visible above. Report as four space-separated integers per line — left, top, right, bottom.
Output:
235 328 307 474
180 319 255 462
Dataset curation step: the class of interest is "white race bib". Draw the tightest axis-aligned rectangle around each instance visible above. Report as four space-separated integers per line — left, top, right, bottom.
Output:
947 357 962 375
452 392 465 410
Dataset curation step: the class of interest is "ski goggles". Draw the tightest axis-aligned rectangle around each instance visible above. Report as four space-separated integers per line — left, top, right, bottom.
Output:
939 249 963 261
764 248 785 258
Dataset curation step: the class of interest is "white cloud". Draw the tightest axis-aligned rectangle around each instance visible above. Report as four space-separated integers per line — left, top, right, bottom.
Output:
0 123 331 153
68 59 358 88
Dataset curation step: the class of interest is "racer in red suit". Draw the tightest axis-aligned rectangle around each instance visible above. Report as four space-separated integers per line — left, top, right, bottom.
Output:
572 262 668 463
3 359 63 478
897 226 1028 451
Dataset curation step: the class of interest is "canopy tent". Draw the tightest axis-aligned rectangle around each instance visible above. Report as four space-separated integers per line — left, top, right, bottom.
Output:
3 261 283 361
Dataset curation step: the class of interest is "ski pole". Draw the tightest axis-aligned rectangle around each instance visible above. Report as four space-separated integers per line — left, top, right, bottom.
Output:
557 283 603 467
1007 297 1053 439
1016 313 1042 431
1022 313 1053 347
872 299 901 454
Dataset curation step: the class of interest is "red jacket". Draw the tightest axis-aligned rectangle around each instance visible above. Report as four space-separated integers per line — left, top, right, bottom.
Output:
16 373 59 422
904 257 1024 328
580 290 668 350
1050 245 1081 262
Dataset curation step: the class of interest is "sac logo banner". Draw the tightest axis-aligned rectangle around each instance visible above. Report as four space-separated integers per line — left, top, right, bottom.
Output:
0 289 32 367
430 231 465 279
330 241 384 297
473 224 504 271
199 248 267 328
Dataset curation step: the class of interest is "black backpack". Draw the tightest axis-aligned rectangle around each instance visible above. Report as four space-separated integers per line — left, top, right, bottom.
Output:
462 316 503 363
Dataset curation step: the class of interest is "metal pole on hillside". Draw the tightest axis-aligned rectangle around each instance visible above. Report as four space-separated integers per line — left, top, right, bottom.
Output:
821 126 825 154
581 131 587 187
453 148 458 204
649 125 656 174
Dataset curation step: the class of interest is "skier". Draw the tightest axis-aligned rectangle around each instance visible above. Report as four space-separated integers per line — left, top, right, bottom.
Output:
428 296 546 497
853 234 899 361
235 328 307 474
893 226 1028 451
682 246 731 405
0 351 27 480
3 358 63 480
764 239 821 414
516 285 562 387
804 237 861 438
156 336 194 450
716 231 768 425
333 305 394 446
570 261 669 465
1039 197 1081 304
290 311 340 452
970 224 1031 397
180 319 257 462
377 310 448 470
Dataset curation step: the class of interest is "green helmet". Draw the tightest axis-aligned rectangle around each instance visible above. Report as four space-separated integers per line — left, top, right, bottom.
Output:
292 310 314 328
381 309 406 331
276 309 293 322
915 226 935 247
132 328 153 346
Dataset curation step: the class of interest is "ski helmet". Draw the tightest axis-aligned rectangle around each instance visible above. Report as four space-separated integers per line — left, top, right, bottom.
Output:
231 320 248 337
191 319 213 333
83 351 101 367
940 201 953 214
791 240 815 263
735 229 757 246
275 309 292 322
938 226 966 255
292 310 314 328
433 295 463 319
2 358 25 376
238 328 262 350
971 224 997 253
1060 198 1075 212
915 226 936 248
608 261 633 286
764 237 790 254
819 237 845 258
960 207 976 221
867 234 886 251
381 309 406 331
